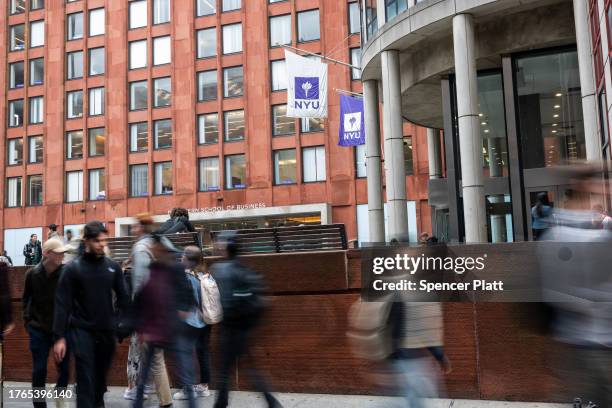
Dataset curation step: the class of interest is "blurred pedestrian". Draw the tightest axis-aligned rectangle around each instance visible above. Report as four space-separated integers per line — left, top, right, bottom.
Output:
155 208 201 246
47 224 60 240
53 221 130 408
2 250 13 266
531 192 553 240
23 234 42 266
591 204 612 230
62 229 81 264
0 258 14 406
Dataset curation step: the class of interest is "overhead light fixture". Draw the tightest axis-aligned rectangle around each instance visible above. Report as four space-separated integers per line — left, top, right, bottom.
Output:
552 130 557 134
484 129 490 133
481 122 487 125
554 105 560 109
555 93 563 97
479 113 484 117
552 123 558 127
553 114 559 118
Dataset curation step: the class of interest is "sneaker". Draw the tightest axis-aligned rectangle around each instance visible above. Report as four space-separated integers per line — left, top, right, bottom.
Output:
172 389 190 400
144 384 156 395
123 388 148 400
194 384 211 397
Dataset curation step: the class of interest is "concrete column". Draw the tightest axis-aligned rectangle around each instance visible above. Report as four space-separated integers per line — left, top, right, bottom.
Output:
573 0 601 160
363 80 386 243
427 128 442 179
452 14 487 243
376 0 386 28
381 50 409 241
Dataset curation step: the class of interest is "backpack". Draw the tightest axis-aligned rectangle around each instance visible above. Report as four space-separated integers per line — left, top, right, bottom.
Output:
220 261 266 325
346 296 397 361
199 273 223 325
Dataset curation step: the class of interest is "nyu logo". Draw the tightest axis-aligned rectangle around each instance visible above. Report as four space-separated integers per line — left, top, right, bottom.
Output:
295 77 319 100
343 112 362 132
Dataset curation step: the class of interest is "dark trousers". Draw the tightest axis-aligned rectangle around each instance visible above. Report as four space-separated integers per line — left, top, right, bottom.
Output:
213 324 280 408
28 326 70 408
69 328 115 408
194 325 212 384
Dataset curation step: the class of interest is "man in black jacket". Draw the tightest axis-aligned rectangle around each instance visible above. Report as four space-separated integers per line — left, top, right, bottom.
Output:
23 234 42 266
53 221 130 408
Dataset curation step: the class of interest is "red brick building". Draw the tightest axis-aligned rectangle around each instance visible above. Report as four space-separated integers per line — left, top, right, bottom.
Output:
1 0 431 264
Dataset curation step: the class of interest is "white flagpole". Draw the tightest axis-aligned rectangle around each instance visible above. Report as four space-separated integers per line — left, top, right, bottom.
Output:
334 88 363 98
282 44 361 71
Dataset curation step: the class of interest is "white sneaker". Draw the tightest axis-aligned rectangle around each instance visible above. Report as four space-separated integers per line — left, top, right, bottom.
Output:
172 389 191 400
194 384 211 397
144 384 156 395
123 388 148 400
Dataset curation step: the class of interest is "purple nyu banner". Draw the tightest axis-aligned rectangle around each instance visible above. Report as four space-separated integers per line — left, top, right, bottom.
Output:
338 94 365 146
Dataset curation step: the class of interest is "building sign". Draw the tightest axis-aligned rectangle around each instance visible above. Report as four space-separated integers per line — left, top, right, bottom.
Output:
188 203 267 214
338 94 365 146
285 50 328 118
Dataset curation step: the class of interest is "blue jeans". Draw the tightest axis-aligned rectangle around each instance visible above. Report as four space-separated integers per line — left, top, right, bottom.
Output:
393 350 441 408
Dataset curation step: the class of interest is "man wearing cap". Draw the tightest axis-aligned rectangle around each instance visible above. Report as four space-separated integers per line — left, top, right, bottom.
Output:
22 238 70 407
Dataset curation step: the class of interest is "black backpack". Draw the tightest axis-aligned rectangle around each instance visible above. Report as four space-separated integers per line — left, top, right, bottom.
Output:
221 261 266 326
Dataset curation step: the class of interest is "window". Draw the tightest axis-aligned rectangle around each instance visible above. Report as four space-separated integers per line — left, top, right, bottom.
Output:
154 119 172 149
154 162 173 195
10 0 25 15
153 77 171 107
130 122 148 152
350 48 361 80
274 149 297 185
269 15 291 47
224 110 245 141
29 58 44 86
300 117 324 133
197 70 217 101
222 0 240 12
89 9 105 36
130 80 148 110
222 23 242 54
66 171 83 202
385 0 407 22
130 164 149 197
66 130 83 159
7 139 23 166
153 0 170 24
7 177 22 207
223 66 243 97
88 128 105 156
271 60 287 91
29 136 43 163
303 145 326 182
130 40 147 69
197 28 216 58
8 100 24 127
10 25 25 51
153 36 171 65
129 0 148 29
272 105 295 136
199 157 220 191
198 113 219 144
9 62 24 89
89 47 105 75
89 87 104 116
67 13 84 40
67 51 83 79
28 175 43 206
349 2 361 34
225 154 246 189
297 10 320 42
67 91 83 119
197 0 216 16
89 169 105 200
31 0 44 11
403 137 413 175
30 21 44 47
355 143 366 177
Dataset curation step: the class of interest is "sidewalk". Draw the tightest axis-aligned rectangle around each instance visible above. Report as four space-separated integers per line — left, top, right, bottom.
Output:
2 382 568 408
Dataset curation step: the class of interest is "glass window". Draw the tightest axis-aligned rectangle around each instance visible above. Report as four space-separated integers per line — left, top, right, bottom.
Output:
350 48 361 80
153 36 171 65
222 23 242 54
31 0 44 10
130 122 148 152
66 171 83 202
7 139 23 166
225 154 246 189
154 119 172 149
67 90 83 119
129 0 148 29
599 90 609 148
66 130 83 159
89 47 105 75
130 40 147 69
88 127 105 156
67 51 83 79
198 113 219 144
10 24 25 51
10 0 25 15
223 66 243 97
349 2 361 34
9 62 24 89
130 80 148 110
197 0 216 16
297 10 320 42
6 177 22 207
28 175 43 206
154 162 173 195
222 0 240 12
274 149 297 185
385 0 407 22
29 136 43 163
89 87 104 116
30 21 44 47
130 164 149 197
89 9 105 36
29 58 44 86
224 110 245 141
89 169 105 200
514 49 585 168
403 137 413 175
199 157 220 191
270 15 291 47
303 145 326 182
198 70 217 101
355 143 366 178
153 77 171 107
153 0 170 24
300 117 324 133
67 12 83 40
272 105 295 136
271 60 287 91
365 0 377 38
8 100 24 127
197 28 216 58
